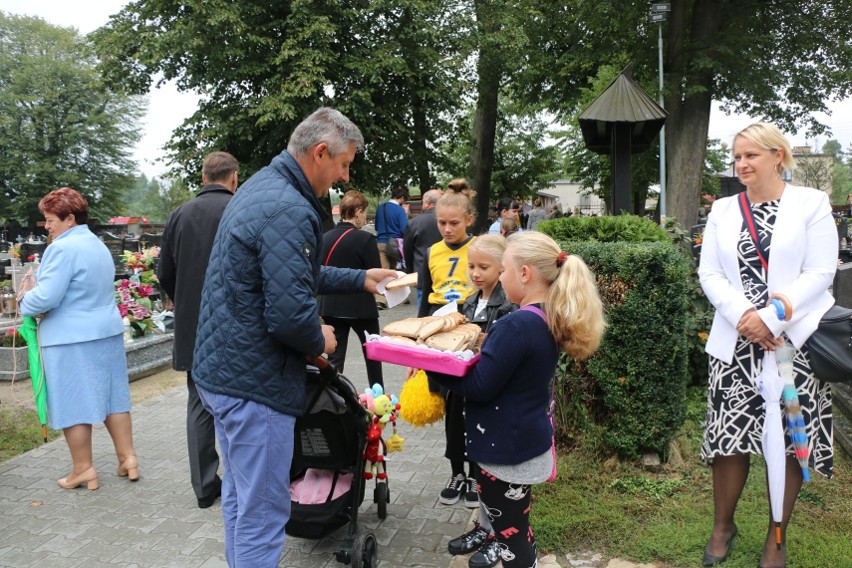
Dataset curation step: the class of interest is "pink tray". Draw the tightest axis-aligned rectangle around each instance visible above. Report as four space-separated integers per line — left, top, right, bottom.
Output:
364 341 479 377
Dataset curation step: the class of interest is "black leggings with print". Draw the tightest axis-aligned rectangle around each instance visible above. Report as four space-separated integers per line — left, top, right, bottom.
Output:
475 468 537 567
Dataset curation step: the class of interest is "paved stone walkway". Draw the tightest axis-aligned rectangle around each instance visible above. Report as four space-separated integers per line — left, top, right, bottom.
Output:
0 299 657 568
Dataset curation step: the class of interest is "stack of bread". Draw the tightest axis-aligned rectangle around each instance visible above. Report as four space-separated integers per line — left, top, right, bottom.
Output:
381 312 482 353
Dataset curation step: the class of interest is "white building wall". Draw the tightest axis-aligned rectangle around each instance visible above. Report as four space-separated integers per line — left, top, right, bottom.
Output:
536 180 606 216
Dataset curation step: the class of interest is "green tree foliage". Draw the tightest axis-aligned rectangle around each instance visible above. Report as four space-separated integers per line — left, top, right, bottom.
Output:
517 0 852 231
90 0 468 195
119 175 192 223
831 163 852 207
822 139 843 162
0 13 144 226
439 101 563 202
702 139 728 198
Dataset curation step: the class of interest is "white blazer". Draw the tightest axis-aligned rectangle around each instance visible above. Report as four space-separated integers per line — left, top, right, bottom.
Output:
698 184 837 363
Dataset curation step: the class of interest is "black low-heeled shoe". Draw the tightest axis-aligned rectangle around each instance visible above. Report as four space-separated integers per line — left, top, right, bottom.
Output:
703 524 738 566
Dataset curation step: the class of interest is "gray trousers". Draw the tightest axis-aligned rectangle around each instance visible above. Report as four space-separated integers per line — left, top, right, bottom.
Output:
187 371 221 499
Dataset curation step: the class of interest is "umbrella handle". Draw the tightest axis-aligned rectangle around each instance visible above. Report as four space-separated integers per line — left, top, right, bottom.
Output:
775 523 782 550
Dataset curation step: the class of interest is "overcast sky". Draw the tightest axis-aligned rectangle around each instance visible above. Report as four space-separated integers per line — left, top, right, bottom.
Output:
3 0 852 179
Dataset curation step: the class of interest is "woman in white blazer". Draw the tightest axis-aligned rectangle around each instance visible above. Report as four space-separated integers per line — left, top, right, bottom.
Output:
698 124 836 568
19 188 139 491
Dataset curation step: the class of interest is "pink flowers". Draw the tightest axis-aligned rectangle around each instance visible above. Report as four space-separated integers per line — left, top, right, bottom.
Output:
114 279 154 335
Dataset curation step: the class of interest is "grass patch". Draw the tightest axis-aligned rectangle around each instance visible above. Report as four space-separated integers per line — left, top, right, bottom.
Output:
533 387 852 568
0 407 61 462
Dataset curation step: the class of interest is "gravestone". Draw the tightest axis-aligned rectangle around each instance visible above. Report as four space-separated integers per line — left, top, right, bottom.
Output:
832 263 852 308
3 257 25 292
19 242 47 263
101 235 126 273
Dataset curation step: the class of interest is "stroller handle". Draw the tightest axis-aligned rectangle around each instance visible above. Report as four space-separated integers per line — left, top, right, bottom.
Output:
306 355 331 372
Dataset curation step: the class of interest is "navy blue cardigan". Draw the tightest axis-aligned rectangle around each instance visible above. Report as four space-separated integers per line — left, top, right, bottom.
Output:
429 304 558 465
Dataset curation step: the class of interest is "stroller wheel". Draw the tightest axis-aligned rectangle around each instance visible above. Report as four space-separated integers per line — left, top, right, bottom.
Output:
350 531 378 568
374 482 389 520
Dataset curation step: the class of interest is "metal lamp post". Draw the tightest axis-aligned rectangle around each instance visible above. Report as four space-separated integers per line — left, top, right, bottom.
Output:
650 3 670 224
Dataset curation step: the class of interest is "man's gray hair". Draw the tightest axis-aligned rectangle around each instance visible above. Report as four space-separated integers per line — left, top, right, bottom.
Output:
423 189 442 205
287 107 365 158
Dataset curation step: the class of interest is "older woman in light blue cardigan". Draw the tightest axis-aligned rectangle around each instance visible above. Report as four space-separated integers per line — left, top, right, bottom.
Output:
19 188 139 491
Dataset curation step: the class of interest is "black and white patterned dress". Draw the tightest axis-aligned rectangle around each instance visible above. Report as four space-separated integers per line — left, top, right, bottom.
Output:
701 199 833 478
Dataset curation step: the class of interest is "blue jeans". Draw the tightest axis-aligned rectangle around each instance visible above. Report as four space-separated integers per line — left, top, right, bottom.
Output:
198 386 296 567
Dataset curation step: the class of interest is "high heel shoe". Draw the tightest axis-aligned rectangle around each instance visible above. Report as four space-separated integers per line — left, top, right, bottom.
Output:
703 524 738 566
758 543 786 568
117 455 140 481
57 467 99 490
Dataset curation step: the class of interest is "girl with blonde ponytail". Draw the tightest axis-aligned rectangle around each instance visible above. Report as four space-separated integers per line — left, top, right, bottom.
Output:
428 231 605 567
506 232 606 359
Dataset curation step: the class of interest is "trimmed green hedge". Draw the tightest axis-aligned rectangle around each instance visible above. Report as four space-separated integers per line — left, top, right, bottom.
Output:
541 216 691 458
539 213 671 244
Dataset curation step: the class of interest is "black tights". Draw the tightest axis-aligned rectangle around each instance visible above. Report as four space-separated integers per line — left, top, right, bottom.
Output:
709 454 803 568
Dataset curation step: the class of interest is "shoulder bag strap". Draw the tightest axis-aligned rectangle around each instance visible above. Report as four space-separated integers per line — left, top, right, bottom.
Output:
737 191 769 272
324 228 355 266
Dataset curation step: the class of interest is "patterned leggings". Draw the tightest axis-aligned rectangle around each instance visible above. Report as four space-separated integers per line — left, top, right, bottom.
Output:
476 468 537 568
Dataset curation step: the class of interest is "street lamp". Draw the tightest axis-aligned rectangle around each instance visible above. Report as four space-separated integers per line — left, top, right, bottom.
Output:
649 3 670 224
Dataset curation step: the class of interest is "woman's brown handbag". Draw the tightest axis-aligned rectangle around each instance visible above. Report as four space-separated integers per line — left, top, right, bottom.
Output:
805 304 852 385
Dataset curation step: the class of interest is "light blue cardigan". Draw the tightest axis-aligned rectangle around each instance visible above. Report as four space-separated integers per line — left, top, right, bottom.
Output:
19 225 124 347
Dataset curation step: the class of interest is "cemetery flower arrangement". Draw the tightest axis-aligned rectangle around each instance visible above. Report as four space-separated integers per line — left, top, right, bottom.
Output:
121 246 159 285
0 328 27 348
115 279 154 335
5 244 21 259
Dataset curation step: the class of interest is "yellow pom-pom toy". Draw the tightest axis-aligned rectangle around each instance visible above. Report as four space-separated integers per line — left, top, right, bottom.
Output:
399 370 445 427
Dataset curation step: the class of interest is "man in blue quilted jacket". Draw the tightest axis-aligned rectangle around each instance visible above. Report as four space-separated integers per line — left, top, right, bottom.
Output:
192 107 397 568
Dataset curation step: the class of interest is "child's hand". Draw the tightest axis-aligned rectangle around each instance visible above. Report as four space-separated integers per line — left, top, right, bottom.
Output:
405 367 417 380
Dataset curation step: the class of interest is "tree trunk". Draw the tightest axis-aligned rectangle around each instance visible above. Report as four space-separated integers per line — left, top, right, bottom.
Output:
664 0 722 231
411 91 434 192
469 0 502 234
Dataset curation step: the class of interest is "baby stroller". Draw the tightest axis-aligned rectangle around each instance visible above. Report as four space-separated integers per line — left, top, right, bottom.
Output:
285 357 390 568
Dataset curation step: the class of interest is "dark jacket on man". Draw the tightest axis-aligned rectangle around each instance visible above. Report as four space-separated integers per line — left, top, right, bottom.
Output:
403 208 442 277
319 221 381 320
158 184 233 370
192 151 365 416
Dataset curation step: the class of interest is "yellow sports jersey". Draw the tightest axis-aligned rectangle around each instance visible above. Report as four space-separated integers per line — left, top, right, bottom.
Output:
427 237 476 306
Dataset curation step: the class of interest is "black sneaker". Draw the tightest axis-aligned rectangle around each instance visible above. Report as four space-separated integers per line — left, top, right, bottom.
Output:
447 524 489 555
468 537 502 568
464 477 479 508
439 473 466 505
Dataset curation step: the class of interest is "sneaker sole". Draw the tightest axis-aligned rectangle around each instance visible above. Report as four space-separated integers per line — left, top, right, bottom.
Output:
464 499 479 509
439 495 461 505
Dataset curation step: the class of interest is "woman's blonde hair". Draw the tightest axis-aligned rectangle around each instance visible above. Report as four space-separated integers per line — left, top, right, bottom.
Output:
735 122 795 174
506 232 606 360
468 234 507 265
